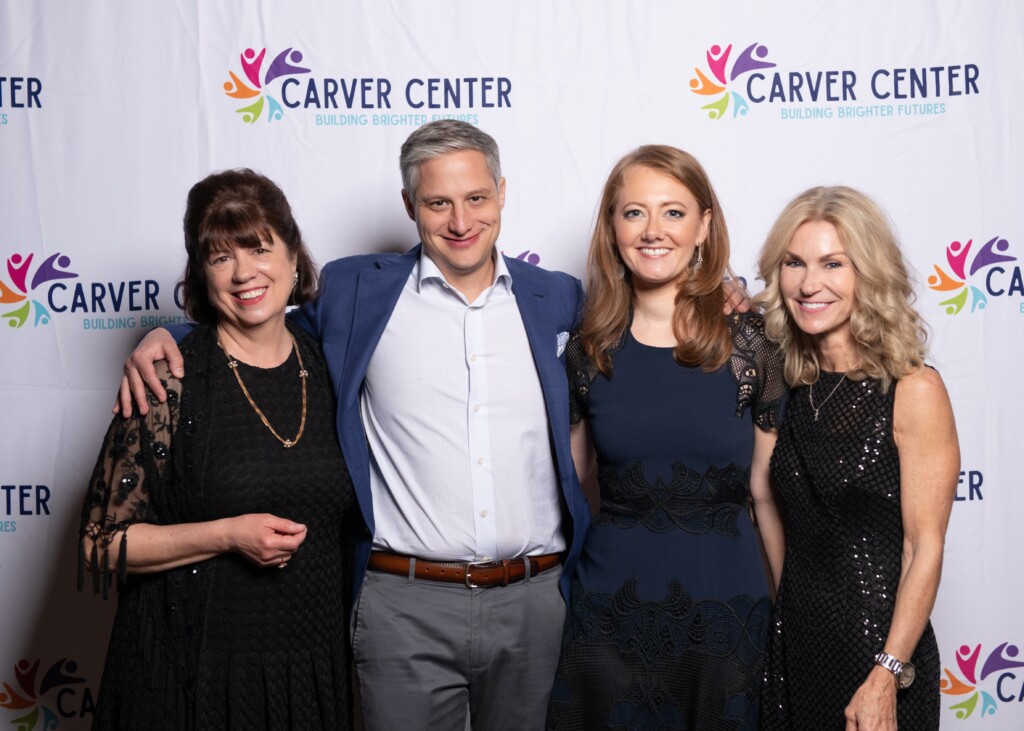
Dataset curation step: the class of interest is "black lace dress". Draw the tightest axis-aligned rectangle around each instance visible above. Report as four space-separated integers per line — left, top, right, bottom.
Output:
761 372 940 729
547 313 786 731
79 323 354 730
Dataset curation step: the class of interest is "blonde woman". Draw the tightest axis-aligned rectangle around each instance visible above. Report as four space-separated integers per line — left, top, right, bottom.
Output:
756 186 959 730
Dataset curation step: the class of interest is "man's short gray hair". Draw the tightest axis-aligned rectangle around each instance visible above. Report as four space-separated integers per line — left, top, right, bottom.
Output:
400 120 502 199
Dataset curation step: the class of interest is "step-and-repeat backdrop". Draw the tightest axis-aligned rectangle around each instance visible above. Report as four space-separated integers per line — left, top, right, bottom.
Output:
1 2 1020 728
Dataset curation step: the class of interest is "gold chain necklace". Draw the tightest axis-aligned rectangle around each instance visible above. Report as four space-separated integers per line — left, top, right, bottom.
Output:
218 333 308 448
808 373 846 422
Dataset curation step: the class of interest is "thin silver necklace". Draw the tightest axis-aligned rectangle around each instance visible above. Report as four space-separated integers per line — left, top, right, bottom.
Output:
809 374 846 422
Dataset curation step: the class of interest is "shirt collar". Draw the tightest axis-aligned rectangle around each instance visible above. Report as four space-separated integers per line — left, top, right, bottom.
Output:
415 248 513 297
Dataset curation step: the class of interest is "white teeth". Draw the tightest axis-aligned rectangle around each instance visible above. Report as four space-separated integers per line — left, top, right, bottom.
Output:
639 247 670 255
801 302 828 310
237 288 267 300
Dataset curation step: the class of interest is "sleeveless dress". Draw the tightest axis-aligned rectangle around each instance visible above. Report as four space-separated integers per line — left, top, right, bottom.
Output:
547 313 786 731
761 371 940 729
80 324 355 730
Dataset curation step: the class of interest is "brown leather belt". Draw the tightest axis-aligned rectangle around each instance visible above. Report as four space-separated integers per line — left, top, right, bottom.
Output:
368 551 562 588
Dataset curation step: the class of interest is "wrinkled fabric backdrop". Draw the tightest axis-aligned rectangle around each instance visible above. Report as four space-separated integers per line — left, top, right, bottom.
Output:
1 2 1020 727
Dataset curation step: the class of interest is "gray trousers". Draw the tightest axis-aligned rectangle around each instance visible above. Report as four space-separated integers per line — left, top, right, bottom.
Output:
352 563 565 731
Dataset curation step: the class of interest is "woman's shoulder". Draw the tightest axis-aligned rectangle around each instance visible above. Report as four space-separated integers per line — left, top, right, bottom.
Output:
287 319 332 380
287 319 325 358
727 311 780 359
895 365 949 404
727 310 768 338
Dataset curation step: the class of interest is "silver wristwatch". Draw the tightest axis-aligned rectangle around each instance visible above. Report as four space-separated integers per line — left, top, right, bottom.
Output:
874 651 916 690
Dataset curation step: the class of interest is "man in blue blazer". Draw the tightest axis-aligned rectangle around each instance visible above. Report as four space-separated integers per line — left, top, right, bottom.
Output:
121 120 591 730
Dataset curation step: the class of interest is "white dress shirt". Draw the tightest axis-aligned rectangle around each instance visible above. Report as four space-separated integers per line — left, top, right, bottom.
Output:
360 252 565 561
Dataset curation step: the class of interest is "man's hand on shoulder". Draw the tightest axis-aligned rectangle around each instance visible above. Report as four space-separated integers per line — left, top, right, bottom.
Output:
114 328 184 418
723 278 753 315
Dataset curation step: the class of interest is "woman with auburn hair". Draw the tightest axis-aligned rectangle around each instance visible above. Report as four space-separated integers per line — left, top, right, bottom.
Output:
756 186 959 730
547 146 786 729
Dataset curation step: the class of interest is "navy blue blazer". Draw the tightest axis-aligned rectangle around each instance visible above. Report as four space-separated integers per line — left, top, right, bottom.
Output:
291 245 591 600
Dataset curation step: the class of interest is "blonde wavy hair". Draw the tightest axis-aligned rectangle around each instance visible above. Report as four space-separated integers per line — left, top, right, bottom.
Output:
582 145 733 376
755 186 927 391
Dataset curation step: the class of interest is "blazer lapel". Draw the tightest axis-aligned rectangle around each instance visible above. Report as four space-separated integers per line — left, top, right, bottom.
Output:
339 247 419 412
509 259 569 428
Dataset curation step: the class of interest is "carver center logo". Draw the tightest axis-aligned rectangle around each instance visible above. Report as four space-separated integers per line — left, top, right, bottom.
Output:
927 236 1019 315
0 252 77 328
942 642 1024 720
0 657 92 728
689 43 776 120
223 47 311 124
218 41 511 129
688 43 980 121
1 249 183 332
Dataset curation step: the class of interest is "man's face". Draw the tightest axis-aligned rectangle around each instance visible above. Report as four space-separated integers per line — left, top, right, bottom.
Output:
403 149 505 298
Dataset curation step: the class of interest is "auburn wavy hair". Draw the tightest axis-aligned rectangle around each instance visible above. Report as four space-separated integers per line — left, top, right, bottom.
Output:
755 186 927 391
581 145 733 376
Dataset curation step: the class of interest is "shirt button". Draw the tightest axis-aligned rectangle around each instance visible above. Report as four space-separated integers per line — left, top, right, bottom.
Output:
480 510 488 518
470 354 477 362
477 457 484 465
473 404 480 413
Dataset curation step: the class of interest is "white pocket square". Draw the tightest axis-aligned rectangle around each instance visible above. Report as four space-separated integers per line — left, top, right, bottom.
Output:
556 331 569 357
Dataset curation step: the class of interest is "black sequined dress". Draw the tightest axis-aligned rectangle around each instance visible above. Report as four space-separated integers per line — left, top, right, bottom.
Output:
761 372 940 729
80 323 354 730
547 313 786 731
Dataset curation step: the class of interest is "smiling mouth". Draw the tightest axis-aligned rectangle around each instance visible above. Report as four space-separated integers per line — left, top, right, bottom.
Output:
798 301 832 311
638 247 671 256
236 287 267 301
444 233 480 246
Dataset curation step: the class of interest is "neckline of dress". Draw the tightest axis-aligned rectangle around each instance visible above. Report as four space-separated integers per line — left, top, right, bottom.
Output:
626 329 676 351
227 346 299 374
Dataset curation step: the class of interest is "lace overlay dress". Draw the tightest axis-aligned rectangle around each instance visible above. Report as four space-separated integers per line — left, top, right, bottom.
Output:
547 313 785 731
761 372 940 729
79 324 354 731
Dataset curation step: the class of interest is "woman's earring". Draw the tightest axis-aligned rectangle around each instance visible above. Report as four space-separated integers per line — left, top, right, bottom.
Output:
694 245 703 270
292 271 299 290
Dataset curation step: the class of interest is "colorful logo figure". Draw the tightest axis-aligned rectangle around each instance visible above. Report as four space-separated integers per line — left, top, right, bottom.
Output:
0 658 85 729
506 250 540 266
1 252 77 329
689 43 775 120
941 642 1024 719
927 236 1015 314
223 47 311 124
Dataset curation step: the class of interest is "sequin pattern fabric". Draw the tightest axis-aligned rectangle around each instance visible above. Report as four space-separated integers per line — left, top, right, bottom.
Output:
761 372 940 729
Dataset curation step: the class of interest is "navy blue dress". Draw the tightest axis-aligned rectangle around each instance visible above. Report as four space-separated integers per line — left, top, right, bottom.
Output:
548 313 785 730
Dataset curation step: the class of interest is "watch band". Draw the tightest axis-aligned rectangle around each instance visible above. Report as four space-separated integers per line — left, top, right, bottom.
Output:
874 651 913 689
874 651 903 676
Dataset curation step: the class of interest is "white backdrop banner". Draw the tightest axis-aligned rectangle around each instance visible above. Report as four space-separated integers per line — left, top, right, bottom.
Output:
1 2 1021 728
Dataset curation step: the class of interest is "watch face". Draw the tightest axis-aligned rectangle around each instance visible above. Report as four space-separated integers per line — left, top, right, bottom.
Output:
898 661 916 689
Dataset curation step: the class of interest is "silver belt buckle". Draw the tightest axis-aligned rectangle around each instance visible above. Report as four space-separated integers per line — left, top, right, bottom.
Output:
464 559 499 588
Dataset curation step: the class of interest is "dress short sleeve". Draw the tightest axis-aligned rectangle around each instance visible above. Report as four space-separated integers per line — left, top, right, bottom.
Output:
565 329 596 426
79 362 181 597
728 312 787 431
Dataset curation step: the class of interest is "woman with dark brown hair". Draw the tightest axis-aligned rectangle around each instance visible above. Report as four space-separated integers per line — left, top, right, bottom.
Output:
547 146 785 729
80 169 353 730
